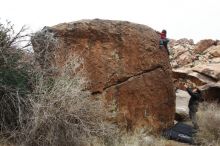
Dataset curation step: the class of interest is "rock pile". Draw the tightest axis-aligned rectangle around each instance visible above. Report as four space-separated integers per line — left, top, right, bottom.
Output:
170 39 220 102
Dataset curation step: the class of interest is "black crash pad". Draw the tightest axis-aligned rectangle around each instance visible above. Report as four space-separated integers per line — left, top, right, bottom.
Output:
162 122 196 144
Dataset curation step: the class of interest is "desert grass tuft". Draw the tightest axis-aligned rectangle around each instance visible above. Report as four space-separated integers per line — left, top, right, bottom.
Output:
195 102 220 146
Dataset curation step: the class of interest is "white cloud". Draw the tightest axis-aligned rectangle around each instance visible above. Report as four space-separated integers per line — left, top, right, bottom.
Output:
1 0 219 41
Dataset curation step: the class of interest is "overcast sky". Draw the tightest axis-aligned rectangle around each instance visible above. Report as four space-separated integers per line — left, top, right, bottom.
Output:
1 0 219 42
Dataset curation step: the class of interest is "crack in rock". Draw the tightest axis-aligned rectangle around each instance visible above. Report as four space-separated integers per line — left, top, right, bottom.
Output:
91 65 163 95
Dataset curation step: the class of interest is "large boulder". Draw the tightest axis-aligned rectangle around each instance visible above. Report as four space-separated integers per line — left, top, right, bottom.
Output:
32 19 175 131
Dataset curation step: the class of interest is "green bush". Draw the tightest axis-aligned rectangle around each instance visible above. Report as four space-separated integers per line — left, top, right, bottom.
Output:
0 21 32 133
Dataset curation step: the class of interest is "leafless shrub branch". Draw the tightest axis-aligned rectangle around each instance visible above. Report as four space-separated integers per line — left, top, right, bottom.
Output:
18 55 118 146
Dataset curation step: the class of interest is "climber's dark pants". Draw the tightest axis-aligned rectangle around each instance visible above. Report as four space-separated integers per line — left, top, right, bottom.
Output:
189 104 199 129
160 39 170 55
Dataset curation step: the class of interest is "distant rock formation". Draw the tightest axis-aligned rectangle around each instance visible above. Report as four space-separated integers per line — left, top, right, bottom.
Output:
31 19 175 131
194 39 216 53
170 39 220 102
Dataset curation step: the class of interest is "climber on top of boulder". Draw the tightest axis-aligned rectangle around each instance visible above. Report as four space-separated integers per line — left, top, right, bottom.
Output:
156 29 170 55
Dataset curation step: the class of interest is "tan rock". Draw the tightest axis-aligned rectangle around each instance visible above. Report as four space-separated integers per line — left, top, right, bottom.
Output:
176 38 194 46
172 69 214 88
32 19 175 131
175 52 194 66
210 57 220 63
175 89 190 121
194 39 215 53
168 39 177 48
217 40 220 46
169 39 194 59
192 64 220 81
172 45 189 59
205 45 220 58
171 60 179 68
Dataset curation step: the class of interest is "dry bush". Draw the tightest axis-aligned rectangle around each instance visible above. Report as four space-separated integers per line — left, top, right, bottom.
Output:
31 27 58 71
0 21 32 137
195 102 220 146
18 57 117 146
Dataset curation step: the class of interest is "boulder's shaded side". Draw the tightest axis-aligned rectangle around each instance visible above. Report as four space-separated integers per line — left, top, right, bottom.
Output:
32 19 175 131
200 83 220 102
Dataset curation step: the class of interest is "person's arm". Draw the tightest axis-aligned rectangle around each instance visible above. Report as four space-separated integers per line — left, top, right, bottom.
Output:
187 88 204 102
186 88 195 97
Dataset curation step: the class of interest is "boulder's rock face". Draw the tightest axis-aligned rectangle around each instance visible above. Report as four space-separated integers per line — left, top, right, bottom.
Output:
32 19 175 131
